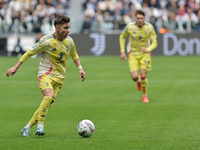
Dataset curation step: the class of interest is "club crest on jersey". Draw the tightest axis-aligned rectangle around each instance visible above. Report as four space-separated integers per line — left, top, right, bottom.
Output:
52 43 56 47
56 52 65 63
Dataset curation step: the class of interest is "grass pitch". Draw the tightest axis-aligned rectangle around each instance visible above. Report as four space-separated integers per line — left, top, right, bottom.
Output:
0 55 200 150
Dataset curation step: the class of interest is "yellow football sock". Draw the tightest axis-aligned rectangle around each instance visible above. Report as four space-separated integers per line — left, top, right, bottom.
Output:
29 108 50 127
141 78 148 96
37 96 53 124
29 108 39 127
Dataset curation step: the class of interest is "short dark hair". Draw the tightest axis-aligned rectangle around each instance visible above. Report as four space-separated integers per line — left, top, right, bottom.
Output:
54 16 70 27
135 10 145 17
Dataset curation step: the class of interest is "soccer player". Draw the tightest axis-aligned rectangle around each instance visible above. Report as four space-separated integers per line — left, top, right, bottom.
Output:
6 16 86 137
119 10 157 103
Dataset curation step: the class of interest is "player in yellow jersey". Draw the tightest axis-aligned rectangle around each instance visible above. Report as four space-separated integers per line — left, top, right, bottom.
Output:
6 16 86 137
119 10 157 103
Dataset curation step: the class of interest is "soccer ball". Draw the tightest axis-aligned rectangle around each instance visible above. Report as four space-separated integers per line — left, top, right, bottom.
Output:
77 119 95 138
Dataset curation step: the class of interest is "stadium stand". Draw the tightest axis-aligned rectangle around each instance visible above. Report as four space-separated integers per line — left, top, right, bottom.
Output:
0 0 200 34
0 0 70 34
81 0 200 34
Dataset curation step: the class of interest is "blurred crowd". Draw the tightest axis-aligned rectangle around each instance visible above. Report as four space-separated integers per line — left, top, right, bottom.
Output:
81 0 200 34
0 0 70 35
0 0 200 35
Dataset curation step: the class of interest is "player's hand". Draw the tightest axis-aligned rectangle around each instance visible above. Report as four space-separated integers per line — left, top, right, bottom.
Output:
120 52 127 61
6 67 18 77
141 47 148 53
79 69 85 82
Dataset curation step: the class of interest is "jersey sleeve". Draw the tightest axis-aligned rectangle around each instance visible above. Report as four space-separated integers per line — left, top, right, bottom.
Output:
69 39 79 61
146 26 157 52
19 36 48 62
119 26 129 53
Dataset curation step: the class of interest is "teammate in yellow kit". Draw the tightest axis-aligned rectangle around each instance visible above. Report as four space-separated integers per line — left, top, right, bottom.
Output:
6 16 86 137
119 10 157 103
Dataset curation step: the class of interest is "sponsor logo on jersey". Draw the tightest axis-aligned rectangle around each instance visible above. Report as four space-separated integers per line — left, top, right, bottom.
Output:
58 52 64 59
52 43 56 47
56 52 65 63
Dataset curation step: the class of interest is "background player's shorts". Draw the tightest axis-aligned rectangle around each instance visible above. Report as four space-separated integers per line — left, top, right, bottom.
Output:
128 52 152 72
38 74 62 101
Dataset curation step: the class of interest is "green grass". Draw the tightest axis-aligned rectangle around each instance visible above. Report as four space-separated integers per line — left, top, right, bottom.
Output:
0 56 200 150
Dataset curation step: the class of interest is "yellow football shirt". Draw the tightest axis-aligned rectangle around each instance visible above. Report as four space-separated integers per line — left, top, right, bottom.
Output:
119 22 157 55
20 33 79 84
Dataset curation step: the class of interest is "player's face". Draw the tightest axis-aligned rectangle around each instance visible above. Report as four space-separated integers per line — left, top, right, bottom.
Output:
57 23 70 40
136 14 145 28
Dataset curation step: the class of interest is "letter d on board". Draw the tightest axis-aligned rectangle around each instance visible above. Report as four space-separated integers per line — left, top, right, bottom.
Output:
163 33 178 56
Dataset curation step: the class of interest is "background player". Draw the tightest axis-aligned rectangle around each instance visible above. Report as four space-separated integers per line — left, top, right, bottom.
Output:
6 16 86 137
119 10 157 103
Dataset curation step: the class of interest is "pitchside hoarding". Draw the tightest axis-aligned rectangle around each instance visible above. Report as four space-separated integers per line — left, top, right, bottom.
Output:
0 37 7 55
1 33 200 56
71 33 200 56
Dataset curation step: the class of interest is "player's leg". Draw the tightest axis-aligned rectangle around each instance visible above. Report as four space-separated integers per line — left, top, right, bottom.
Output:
24 97 48 132
35 74 55 136
35 89 54 136
140 53 152 102
141 69 149 102
21 107 40 137
35 80 62 136
21 74 54 137
52 82 62 102
128 54 141 90
130 70 142 91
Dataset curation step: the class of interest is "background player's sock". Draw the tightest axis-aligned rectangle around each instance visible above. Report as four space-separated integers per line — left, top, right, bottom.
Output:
141 78 148 96
142 94 147 97
137 75 141 83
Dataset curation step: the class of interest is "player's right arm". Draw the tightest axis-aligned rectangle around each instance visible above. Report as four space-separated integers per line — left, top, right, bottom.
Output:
6 61 23 77
119 26 129 61
6 35 48 77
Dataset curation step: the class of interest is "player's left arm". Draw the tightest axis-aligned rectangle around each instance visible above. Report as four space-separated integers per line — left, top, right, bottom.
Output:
70 39 85 82
146 37 157 52
141 26 158 53
73 58 86 82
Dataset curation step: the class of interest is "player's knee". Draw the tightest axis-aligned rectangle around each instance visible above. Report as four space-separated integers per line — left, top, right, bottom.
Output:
49 94 54 99
132 77 138 81
141 76 146 80
46 93 54 99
